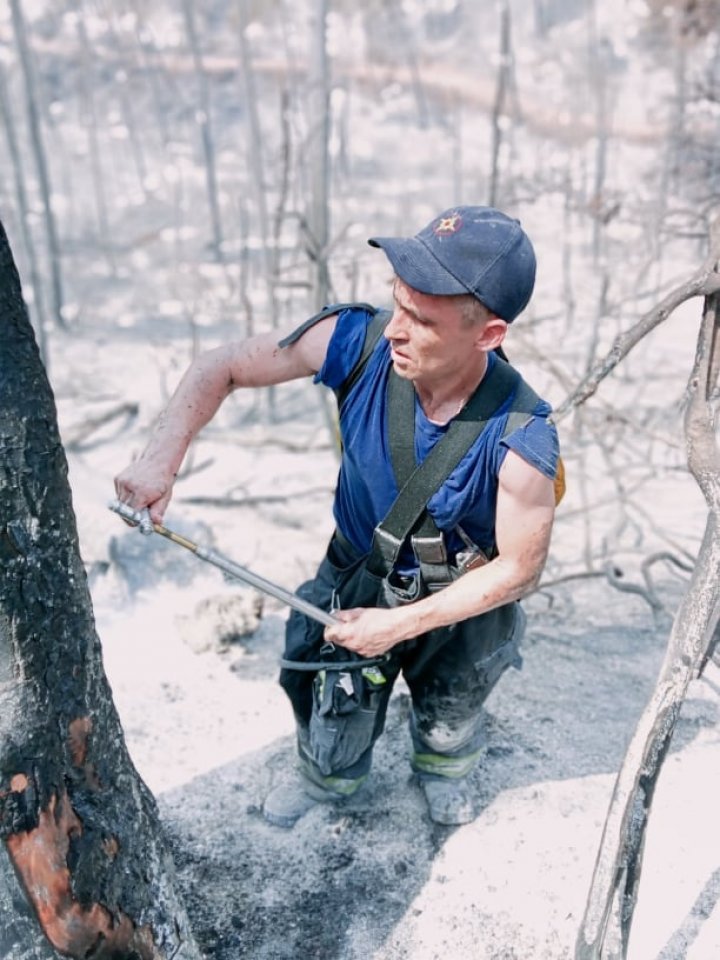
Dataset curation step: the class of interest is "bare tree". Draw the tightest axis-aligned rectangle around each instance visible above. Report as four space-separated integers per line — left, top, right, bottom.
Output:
128 0 173 148
9 0 65 329
488 0 513 208
561 223 720 959
587 32 611 265
181 0 225 262
238 0 279 325
302 0 343 454
0 222 200 959
75 3 116 276
93 6 151 196
0 65 48 369
376 0 429 128
305 0 331 309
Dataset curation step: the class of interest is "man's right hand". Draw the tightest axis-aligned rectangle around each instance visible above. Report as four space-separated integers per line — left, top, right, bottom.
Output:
113 458 176 524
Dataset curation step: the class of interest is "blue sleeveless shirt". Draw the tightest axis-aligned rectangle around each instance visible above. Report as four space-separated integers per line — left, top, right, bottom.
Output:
314 306 559 561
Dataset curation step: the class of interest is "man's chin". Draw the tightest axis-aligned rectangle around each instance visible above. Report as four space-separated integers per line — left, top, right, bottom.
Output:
391 356 416 380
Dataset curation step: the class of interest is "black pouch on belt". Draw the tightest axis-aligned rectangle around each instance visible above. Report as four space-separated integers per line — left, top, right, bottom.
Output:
309 655 388 776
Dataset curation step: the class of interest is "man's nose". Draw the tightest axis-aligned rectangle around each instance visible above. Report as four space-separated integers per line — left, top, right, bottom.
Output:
384 307 408 340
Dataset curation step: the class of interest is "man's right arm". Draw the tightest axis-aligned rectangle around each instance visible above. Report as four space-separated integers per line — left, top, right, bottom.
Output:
114 316 337 521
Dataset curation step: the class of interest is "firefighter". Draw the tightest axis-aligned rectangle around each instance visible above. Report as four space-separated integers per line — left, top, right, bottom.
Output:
114 206 559 826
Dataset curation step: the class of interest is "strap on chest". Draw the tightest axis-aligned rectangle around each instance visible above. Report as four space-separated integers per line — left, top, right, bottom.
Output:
368 358 523 580
334 308 391 410
284 303 544 582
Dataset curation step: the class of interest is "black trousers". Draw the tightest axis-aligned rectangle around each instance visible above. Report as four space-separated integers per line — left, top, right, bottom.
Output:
279 535 524 787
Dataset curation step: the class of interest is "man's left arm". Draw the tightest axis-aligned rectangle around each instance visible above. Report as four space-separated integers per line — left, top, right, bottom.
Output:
326 450 556 657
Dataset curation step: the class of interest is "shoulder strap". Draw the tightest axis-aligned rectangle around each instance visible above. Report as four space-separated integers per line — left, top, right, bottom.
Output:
388 359 521 491
501 377 540 439
277 301 377 349
368 359 521 575
491 343 541 439
335 308 391 410
496 376 565 506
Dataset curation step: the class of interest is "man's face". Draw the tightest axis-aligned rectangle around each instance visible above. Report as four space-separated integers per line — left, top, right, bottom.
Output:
384 278 498 385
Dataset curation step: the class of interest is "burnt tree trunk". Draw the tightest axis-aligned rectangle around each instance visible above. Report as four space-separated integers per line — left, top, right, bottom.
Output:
575 289 720 960
560 220 720 957
0 221 200 959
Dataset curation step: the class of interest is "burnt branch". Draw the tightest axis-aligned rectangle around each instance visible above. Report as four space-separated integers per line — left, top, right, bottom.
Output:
576 289 720 959
557 222 720 421
63 402 139 452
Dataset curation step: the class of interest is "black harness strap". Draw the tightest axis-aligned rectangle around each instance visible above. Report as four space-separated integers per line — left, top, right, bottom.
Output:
281 302 543 584
501 377 541 438
279 306 544 671
277 302 377 349
278 653 390 672
387 359 538 490
368 359 521 577
335 309 391 410
386 364 540 584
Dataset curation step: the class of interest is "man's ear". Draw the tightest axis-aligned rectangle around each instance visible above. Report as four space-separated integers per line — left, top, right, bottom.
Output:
474 316 508 352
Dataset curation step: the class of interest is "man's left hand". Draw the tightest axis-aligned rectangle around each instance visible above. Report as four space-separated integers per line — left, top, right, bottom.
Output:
324 607 409 658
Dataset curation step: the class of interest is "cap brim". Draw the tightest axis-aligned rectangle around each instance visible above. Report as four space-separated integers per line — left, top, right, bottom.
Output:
368 236 469 297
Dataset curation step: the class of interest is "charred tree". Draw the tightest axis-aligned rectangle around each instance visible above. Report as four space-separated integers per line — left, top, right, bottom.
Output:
181 0 224 263
238 0 279 324
304 0 340 455
575 299 720 960
305 0 331 310
379 0 429 129
488 0 512 208
0 221 200 959
559 223 720 959
0 66 48 369
75 2 116 277
8 0 65 330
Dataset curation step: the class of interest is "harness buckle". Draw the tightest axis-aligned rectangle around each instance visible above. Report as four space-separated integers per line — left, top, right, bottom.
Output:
371 525 404 567
410 533 447 566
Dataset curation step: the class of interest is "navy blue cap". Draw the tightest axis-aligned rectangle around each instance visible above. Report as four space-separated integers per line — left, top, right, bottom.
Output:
368 205 536 322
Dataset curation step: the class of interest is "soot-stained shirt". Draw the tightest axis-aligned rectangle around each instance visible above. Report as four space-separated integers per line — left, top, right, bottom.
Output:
314 306 559 562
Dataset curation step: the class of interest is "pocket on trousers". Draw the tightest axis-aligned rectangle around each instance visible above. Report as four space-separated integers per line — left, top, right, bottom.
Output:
309 706 378 776
472 603 525 689
307 665 386 775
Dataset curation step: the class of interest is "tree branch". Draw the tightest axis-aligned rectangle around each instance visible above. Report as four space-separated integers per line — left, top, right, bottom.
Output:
556 228 720 421
575 290 720 960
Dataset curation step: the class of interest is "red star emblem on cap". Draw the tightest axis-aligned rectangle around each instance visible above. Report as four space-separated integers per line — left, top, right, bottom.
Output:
433 213 462 235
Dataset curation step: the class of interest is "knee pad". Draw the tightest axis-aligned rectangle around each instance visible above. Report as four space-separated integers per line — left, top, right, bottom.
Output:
414 714 480 754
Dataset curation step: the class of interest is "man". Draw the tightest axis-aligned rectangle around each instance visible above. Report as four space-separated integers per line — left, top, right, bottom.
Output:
114 205 559 827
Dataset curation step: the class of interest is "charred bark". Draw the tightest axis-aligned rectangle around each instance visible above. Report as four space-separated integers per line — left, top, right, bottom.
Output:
0 221 200 959
572 261 720 955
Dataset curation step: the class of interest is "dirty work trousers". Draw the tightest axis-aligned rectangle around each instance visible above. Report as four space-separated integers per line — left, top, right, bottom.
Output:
279 534 525 792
